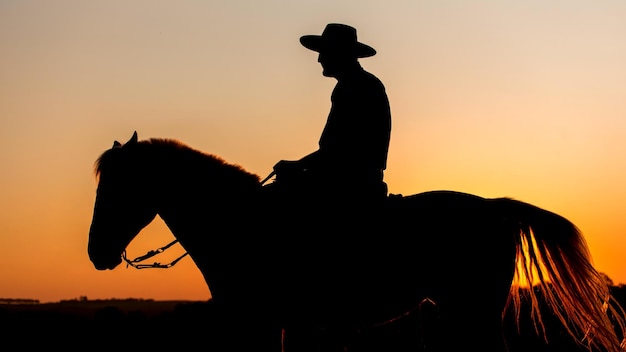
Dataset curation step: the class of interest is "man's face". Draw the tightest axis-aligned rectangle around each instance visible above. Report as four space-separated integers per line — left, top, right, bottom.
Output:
317 51 350 77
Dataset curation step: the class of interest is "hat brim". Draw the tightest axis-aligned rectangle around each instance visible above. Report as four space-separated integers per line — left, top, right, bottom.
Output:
300 35 376 58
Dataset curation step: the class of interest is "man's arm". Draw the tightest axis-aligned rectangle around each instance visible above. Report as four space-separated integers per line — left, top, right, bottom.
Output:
273 150 321 174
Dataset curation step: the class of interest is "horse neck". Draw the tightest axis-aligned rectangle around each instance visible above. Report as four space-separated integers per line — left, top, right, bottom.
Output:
155 170 233 241
153 166 258 292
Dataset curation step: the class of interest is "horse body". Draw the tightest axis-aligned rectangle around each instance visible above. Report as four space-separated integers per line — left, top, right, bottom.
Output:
88 132 626 352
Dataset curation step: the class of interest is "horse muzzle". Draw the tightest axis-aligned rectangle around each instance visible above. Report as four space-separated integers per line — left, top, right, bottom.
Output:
91 255 123 270
87 229 124 270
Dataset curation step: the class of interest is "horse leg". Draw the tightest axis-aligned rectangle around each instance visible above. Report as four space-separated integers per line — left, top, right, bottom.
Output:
210 297 283 352
421 259 514 350
433 269 514 351
215 317 283 352
441 304 507 352
282 325 351 352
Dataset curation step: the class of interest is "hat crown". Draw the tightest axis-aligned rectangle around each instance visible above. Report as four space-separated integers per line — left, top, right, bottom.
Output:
321 23 358 45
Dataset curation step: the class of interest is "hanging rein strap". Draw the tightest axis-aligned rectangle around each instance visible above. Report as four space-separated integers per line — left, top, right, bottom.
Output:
122 239 189 269
123 170 277 270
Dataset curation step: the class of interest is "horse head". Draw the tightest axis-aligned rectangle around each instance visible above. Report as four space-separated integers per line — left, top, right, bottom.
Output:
88 131 158 270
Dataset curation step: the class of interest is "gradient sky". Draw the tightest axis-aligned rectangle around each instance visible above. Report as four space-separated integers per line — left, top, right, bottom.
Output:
1 0 625 303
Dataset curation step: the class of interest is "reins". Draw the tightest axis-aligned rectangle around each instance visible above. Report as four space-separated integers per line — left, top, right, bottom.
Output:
123 170 276 270
122 239 188 269
260 170 276 186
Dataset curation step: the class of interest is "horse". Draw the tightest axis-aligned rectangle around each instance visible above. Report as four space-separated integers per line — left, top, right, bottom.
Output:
88 131 626 352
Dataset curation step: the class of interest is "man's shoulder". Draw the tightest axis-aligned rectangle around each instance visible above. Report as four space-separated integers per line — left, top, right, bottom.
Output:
354 69 386 90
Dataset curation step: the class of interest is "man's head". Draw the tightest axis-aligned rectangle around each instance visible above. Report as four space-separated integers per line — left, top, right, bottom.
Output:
300 23 376 77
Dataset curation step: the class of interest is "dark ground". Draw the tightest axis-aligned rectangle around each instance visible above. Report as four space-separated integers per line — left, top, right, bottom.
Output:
2 285 625 351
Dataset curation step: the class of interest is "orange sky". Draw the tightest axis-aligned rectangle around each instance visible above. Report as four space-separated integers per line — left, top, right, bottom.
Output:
1 1 625 303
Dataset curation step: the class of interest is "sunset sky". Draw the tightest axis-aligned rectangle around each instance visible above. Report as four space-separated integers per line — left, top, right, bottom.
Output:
1 1 625 303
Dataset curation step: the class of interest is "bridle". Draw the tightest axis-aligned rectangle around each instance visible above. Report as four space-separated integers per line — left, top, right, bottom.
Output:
122 170 276 270
122 239 188 269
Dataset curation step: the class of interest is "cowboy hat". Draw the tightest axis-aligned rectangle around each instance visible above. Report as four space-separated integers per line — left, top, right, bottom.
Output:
300 23 376 58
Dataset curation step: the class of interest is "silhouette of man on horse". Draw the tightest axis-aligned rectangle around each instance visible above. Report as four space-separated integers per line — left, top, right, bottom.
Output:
264 23 392 221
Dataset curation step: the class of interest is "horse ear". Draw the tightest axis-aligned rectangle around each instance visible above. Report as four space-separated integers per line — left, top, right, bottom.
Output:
112 131 137 148
128 131 138 144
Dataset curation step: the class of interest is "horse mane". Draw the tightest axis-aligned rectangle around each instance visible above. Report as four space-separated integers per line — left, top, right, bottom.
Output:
94 137 262 187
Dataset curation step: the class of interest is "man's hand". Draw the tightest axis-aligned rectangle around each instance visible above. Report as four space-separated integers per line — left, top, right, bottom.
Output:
274 159 308 182
273 160 300 174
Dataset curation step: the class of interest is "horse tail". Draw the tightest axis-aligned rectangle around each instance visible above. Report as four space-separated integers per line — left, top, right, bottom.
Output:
493 197 626 352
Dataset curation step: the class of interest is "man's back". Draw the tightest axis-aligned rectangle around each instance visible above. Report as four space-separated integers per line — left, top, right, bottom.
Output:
320 63 391 176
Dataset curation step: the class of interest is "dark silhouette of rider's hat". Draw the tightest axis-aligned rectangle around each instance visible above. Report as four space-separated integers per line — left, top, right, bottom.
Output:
300 23 376 58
